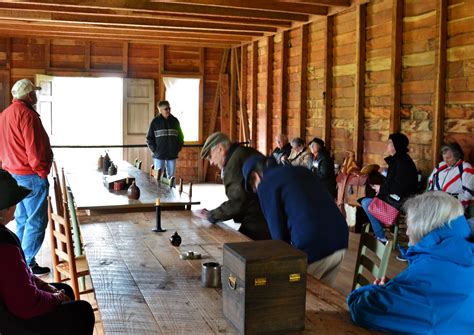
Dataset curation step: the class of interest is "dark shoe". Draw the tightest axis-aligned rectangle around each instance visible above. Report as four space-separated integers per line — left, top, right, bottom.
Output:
30 263 51 276
396 254 408 262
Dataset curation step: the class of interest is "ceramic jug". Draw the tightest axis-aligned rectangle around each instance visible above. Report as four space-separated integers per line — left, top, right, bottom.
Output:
108 163 117 176
103 152 111 175
169 231 182 247
127 181 140 200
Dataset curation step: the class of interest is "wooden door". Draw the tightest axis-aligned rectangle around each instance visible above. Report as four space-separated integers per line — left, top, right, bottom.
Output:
35 74 54 136
123 78 155 172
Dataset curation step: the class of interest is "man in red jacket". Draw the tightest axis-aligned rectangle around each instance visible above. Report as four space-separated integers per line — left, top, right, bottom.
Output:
0 78 53 275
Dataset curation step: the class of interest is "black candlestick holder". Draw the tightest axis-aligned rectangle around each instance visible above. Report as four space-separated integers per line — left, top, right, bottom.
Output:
152 198 166 233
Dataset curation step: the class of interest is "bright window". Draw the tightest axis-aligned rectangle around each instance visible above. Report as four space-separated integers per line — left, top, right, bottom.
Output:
163 77 200 142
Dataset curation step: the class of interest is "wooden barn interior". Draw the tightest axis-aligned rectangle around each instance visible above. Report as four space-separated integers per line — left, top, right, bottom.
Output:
0 0 473 334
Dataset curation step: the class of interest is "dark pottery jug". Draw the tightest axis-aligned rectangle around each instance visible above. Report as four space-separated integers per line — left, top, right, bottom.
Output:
169 231 182 247
127 181 140 200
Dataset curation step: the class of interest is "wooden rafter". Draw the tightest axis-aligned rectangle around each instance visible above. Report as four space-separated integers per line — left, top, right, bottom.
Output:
153 0 328 15
20 0 310 21
0 2 293 28
276 0 350 6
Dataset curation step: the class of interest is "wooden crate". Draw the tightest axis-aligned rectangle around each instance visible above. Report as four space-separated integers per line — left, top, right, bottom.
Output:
222 240 307 334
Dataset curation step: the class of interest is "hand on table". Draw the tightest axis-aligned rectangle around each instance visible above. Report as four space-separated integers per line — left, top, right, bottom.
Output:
371 184 380 194
373 276 389 286
193 209 210 220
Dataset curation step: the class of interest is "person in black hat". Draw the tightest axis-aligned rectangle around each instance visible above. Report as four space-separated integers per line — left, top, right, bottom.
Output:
360 133 418 245
308 137 336 198
0 169 94 334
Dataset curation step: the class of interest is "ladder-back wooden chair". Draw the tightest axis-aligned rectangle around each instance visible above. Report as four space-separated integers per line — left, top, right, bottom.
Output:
134 158 142 170
352 224 393 290
47 196 93 300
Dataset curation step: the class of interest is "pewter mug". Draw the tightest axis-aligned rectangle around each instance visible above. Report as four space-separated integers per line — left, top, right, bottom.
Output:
201 262 222 288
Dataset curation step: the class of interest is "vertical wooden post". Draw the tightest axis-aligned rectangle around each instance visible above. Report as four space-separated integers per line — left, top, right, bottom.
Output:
432 0 447 169
279 31 288 137
389 0 403 133
158 45 165 101
299 25 308 141
198 47 205 180
240 45 250 142
354 4 367 166
122 42 129 77
85 41 91 71
265 36 274 154
44 39 50 71
229 48 236 141
250 41 258 147
323 16 333 150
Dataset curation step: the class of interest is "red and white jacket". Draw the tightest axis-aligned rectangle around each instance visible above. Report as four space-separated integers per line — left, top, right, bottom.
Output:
428 160 474 208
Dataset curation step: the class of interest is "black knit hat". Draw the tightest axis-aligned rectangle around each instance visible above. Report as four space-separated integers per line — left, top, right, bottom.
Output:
309 137 325 147
0 169 31 210
388 132 409 153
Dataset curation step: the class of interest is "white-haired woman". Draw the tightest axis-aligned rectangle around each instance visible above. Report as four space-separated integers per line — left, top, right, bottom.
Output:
282 137 311 168
428 142 474 213
347 191 474 333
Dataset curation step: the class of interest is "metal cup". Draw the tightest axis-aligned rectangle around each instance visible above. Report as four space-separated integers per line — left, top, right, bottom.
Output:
201 262 222 288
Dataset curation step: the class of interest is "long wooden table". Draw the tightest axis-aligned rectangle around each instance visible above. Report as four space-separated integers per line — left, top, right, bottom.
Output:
66 161 200 212
80 211 374 334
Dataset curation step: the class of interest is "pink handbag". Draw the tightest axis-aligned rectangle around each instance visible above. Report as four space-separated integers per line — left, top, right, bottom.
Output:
368 197 400 226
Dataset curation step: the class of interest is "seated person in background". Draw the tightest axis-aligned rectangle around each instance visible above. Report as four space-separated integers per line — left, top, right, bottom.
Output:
195 132 271 241
282 137 311 168
360 133 418 244
308 137 336 198
271 134 292 164
243 155 348 285
428 142 474 214
348 191 474 334
0 169 94 335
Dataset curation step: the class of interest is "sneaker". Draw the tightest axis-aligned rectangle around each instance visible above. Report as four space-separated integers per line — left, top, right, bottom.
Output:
396 254 408 262
377 237 389 245
30 263 51 276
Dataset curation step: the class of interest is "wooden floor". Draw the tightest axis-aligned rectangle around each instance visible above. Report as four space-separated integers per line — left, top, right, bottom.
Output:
6 183 407 334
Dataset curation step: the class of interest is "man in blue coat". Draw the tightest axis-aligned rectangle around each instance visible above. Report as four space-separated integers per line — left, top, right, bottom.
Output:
347 191 474 334
243 155 348 285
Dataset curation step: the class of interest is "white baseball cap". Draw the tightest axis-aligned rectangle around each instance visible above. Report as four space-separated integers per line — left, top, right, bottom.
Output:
11 79 41 99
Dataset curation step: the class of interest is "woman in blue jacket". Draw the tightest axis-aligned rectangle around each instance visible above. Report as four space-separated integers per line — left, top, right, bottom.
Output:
347 191 474 334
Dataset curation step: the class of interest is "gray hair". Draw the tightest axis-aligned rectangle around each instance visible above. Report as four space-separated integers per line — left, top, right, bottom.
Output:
440 142 464 161
403 191 464 244
290 137 305 148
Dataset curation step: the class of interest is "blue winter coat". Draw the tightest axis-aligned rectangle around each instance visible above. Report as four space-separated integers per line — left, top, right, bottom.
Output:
347 215 474 334
256 165 348 264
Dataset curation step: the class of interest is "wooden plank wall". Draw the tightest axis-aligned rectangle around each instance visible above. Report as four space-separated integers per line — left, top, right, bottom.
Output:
242 0 474 175
0 37 223 182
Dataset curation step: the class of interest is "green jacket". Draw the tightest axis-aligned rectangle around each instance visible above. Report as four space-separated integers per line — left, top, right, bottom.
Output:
208 144 270 240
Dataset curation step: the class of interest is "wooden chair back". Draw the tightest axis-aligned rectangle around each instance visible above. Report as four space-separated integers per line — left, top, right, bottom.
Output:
352 224 392 290
47 195 93 300
134 158 142 170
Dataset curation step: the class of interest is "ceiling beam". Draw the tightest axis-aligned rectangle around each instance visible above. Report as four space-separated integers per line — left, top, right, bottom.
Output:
0 10 277 33
276 0 350 6
151 0 328 15
18 0 309 21
0 2 292 28
0 27 238 48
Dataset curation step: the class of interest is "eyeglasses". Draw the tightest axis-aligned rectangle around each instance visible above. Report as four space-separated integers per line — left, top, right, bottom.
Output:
206 145 218 161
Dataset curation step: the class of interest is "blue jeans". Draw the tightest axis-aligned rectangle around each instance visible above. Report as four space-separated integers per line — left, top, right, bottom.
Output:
361 197 386 240
12 174 49 267
153 158 176 178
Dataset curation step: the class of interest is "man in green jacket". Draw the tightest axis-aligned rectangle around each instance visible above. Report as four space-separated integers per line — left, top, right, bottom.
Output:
196 132 270 240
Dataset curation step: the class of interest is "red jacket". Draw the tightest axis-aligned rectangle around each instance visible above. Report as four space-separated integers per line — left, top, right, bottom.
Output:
0 100 52 179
